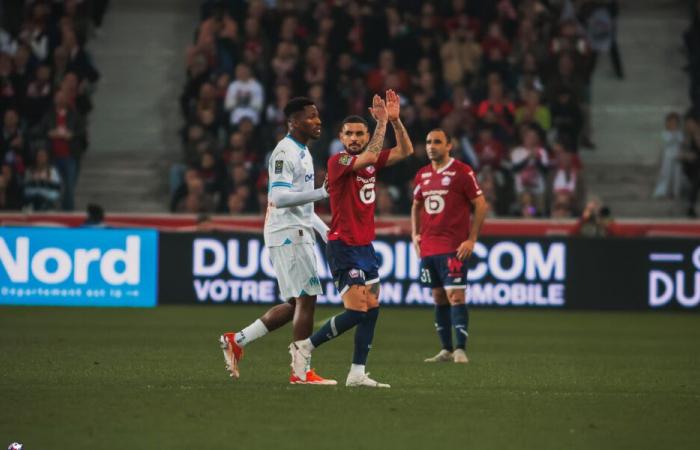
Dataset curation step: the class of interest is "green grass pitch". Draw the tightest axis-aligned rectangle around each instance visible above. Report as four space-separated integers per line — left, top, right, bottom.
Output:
1 305 699 450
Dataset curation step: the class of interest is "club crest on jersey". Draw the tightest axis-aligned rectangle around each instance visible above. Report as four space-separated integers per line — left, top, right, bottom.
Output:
366 166 375 174
339 154 352 166
441 176 452 186
349 269 365 280
274 160 283 174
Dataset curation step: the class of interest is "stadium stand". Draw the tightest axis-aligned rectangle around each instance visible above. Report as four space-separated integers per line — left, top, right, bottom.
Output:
0 0 105 212
171 0 614 219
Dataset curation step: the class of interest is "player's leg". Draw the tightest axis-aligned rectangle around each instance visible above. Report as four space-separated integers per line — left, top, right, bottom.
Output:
286 242 336 384
446 288 469 363
220 300 295 379
421 256 453 362
443 253 470 363
346 281 389 388
292 294 315 341
290 283 368 379
424 287 454 362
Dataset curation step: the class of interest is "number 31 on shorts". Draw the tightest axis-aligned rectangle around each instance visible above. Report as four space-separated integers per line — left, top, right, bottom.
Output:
420 268 432 283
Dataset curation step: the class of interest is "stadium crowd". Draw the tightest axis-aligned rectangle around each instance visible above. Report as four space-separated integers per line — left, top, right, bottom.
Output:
172 0 616 218
0 0 105 212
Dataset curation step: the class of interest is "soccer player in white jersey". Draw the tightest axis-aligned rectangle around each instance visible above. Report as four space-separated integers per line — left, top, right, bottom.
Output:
220 97 335 385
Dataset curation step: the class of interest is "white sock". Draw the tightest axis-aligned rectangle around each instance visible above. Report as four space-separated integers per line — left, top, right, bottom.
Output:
235 319 268 348
350 364 365 377
296 338 315 352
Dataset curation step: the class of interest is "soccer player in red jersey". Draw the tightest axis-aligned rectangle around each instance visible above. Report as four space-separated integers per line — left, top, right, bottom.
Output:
289 90 414 388
411 129 488 363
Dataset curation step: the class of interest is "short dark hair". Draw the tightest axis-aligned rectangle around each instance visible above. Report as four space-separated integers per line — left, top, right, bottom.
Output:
341 115 369 129
428 128 450 141
283 97 315 118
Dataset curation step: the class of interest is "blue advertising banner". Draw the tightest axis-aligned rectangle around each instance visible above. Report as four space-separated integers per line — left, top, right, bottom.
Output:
0 228 158 307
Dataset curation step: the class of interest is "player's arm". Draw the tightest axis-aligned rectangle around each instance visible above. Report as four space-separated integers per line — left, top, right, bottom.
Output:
384 90 414 167
411 198 423 257
310 212 329 243
268 185 328 208
352 94 388 172
268 151 328 208
456 195 488 261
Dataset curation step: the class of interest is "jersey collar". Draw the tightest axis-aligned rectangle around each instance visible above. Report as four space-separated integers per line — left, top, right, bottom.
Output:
434 158 455 174
286 134 307 150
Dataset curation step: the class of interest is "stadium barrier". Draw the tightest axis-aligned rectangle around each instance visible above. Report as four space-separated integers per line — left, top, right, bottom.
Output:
157 231 699 311
1 227 698 310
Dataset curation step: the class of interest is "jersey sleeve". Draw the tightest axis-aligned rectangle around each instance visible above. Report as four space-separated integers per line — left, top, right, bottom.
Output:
328 153 356 184
268 150 296 190
374 148 392 171
462 166 483 200
412 170 424 201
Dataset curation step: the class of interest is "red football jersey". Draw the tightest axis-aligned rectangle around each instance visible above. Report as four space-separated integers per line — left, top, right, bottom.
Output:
327 149 391 246
413 158 483 257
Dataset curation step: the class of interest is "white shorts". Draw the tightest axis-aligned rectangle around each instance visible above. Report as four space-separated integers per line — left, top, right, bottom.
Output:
269 243 323 300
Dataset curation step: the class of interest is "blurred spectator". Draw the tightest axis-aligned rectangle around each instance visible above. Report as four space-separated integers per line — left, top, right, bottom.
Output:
550 87 583 151
579 0 624 79
83 203 105 227
515 88 551 131
652 112 684 199
224 63 264 126
1 109 27 163
0 162 23 210
577 198 613 237
549 146 584 215
685 0 700 111
23 147 62 211
40 89 86 211
511 126 549 211
440 25 482 87
681 112 700 217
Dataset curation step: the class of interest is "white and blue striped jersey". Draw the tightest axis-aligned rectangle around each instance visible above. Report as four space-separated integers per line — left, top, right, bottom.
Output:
264 135 317 247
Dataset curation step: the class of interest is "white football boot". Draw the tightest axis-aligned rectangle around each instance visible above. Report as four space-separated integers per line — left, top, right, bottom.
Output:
453 349 469 363
288 341 311 381
345 372 390 388
424 349 453 362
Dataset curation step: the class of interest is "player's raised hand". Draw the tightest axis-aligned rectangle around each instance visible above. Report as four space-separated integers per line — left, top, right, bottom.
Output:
385 89 400 121
368 94 387 122
456 239 475 261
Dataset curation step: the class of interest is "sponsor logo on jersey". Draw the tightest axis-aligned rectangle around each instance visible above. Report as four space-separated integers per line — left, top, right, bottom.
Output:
442 171 456 176
423 179 430 185
339 154 352 166
421 172 432 179
274 160 283 174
